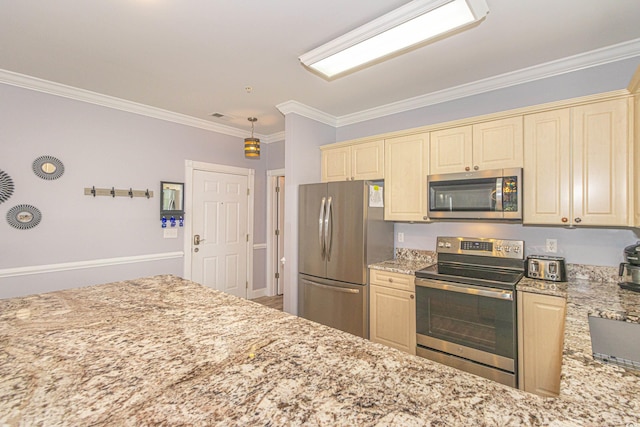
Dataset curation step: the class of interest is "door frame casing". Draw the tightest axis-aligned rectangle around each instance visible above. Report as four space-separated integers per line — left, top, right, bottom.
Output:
184 160 255 297
266 168 285 296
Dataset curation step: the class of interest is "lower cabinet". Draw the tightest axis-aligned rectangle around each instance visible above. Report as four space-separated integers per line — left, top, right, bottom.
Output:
517 291 567 396
369 269 416 355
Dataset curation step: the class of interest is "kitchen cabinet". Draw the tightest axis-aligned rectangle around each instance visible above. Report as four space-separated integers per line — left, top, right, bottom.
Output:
634 94 640 228
321 140 384 182
369 269 416 355
524 98 630 226
384 133 430 222
430 117 523 174
517 291 566 397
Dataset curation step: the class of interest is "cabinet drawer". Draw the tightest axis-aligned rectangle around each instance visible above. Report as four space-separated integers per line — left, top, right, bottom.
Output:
370 269 415 292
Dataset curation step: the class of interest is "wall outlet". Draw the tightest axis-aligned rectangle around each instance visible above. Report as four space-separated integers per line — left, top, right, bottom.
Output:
546 238 557 253
398 232 404 243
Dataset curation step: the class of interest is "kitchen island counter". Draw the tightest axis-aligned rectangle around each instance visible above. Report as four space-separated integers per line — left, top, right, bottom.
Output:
1 274 639 426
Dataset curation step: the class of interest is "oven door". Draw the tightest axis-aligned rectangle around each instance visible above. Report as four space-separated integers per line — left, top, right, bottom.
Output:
415 278 516 374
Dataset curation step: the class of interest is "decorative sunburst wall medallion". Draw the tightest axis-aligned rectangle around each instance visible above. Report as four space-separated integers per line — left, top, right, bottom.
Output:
7 204 42 230
0 170 15 204
33 155 64 180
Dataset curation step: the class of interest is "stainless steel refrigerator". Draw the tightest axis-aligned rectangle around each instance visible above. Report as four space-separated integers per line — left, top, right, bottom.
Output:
298 180 394 338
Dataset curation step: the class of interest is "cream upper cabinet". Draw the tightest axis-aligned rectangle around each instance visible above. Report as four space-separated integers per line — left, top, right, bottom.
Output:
384 133 430 222
369 269 416 355
321 140 384 182
524 98 630 226
430 117 523 174
633 94 640 228
517 291 566 397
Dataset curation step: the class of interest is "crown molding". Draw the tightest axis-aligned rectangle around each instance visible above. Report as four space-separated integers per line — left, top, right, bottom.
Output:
275 100 337 127
336 38 640 126
0 69 271 140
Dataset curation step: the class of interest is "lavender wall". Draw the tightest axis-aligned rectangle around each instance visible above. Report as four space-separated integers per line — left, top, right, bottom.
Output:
0 83 277 298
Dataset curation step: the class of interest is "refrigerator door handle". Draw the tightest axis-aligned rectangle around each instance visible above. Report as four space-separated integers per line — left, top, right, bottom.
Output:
319 197 326 259
325 196 333 261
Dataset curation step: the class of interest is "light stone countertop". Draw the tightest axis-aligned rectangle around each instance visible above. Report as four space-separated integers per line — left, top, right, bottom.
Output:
1 274 640 426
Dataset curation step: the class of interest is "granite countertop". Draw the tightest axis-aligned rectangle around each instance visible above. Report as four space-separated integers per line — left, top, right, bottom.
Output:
2 274 640 426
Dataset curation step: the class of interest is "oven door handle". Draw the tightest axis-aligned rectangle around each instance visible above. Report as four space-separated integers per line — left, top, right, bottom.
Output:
416 279 513 301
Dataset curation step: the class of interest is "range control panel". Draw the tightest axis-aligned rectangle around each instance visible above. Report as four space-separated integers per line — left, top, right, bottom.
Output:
436 236 524 259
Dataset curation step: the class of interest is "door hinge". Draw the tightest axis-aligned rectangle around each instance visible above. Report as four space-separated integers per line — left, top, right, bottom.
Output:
275 229 280 236
246 281 248 289
246 234 249 242
276 186 280 193
275 272 280 279
247 188 250 196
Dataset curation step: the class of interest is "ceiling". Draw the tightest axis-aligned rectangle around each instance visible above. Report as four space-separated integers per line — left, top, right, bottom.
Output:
2 0 640 137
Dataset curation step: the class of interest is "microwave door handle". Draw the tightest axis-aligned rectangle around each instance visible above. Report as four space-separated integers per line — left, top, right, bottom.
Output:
495 177 503 211
319 197 326 259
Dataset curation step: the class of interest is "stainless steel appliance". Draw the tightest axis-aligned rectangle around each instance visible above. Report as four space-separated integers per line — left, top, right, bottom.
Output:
414 236 525 387
298 181 394 338
618 241 640 292
427 168 522 220
526 255 567 282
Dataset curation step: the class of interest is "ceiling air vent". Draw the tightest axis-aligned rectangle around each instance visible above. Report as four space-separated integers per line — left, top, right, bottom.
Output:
210 112 225 118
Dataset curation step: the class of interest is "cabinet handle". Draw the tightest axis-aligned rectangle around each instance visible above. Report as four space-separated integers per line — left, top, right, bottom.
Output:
575 217 582 223
465 166 470 171
473 165 479 171
561 217 568 223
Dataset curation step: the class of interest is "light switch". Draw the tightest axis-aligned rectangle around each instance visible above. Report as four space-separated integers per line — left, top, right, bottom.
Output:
164 228 178 239
398 232 404 243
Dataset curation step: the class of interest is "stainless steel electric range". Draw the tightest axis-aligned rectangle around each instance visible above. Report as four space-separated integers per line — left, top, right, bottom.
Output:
414 236 525 387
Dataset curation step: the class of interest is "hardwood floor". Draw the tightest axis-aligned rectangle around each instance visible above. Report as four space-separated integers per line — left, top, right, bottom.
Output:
250 295 283 311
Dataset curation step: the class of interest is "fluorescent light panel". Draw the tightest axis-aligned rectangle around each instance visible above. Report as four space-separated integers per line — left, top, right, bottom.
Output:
299 0 489 78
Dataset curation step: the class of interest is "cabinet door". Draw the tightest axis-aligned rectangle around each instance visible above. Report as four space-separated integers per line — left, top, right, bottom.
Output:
321 146 351 182
523 109 572 225
517 292 566 397
472 117 524 171
351 140 384 180
572 99 629 226
384 133 430 222
429 126 472 174
370 284 416 354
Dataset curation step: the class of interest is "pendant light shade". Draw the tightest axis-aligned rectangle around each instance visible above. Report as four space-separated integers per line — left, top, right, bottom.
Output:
244 117 260 159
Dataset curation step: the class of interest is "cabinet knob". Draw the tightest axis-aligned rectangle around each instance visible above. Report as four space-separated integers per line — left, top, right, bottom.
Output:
575 217 582 223
388 278 393 283
473 165 479 171
465 167 470 171
561 217 568 223
410 294 414 300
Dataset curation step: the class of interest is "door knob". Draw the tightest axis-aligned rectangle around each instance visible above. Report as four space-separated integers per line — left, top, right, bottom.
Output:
194 234 205 245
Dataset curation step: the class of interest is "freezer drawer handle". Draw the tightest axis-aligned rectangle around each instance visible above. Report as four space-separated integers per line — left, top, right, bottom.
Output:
302 279 360 294
319 197 326 259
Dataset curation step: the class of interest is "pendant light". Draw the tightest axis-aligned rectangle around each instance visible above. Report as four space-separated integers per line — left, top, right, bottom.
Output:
244 117 260 159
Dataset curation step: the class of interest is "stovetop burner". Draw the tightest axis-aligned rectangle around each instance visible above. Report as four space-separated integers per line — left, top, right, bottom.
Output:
415 236 526 290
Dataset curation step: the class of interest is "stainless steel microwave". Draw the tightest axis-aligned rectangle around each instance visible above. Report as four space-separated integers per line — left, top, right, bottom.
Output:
427 168 522 220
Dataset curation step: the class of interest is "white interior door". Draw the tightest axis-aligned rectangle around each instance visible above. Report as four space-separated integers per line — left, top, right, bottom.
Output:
276 176 285 295
191 169 248 298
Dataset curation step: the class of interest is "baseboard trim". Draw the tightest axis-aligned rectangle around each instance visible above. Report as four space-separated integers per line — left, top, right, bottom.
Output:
0 252 184 278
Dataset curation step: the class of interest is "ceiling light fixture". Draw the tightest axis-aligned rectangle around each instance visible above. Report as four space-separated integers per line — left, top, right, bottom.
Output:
244 117 260 159
299 0 489 79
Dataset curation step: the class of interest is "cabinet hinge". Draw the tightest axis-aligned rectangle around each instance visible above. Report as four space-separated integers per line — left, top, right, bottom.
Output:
276 186 280 193
275 229 280 236
275 272 280 279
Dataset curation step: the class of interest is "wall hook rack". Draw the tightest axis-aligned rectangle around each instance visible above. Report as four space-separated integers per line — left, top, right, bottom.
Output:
84 186 154 198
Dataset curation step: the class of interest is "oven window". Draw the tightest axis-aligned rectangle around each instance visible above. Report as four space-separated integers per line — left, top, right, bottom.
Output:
416 286 514 358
